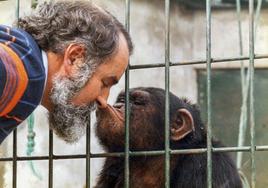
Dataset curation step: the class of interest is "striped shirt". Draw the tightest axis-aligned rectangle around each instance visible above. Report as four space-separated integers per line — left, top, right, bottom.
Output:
0 25 46 143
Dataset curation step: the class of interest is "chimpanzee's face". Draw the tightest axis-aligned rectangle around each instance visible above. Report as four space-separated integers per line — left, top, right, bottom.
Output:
96 88 165 152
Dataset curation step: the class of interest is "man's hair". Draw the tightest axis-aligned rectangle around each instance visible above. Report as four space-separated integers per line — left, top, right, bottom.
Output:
18 0 133 61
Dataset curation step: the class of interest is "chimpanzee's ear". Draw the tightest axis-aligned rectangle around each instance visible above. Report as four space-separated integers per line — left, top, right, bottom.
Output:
171 108 195 141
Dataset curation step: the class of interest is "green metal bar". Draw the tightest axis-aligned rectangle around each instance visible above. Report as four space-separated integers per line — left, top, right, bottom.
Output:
3 145 268 162
236 0 245 87
206 0 212 188
48 130 53 188
85 114 91 188
254 0 263 39
164 0 171 187
249 0 256 187
237 0 263 171
124 0 130 187
236 0 248 170
16 0 19 19
237 69 250 168
129 54 268 70
12 130 17 188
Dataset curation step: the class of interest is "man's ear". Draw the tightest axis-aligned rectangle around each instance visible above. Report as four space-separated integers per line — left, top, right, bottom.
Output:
171 108 195 141
62 44 86 77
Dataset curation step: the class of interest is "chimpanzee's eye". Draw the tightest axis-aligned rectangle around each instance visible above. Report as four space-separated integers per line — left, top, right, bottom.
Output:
133 99 145 105
117 97 125 103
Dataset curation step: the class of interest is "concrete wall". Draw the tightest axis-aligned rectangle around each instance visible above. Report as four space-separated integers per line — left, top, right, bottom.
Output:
0 0 267 187
192 8 268 69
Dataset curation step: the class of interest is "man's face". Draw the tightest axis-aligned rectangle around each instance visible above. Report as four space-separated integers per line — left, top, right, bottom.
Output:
49 33 129 143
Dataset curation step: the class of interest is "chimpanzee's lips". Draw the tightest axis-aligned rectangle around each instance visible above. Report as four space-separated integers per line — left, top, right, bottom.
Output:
96 104 125 122
107 104 124 122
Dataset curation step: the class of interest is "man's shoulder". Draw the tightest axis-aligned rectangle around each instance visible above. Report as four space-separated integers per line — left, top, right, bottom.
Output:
0 24 41 56
0 25 46 141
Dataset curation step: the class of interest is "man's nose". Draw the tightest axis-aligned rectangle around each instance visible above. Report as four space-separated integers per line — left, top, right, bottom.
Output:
96 88 110 109
96 84 113 109
96 96 108 109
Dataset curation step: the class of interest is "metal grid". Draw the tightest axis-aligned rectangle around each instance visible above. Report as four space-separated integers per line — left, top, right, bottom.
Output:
1 0 268 188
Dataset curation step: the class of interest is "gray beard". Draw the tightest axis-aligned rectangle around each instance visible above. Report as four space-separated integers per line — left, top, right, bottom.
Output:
49 61 96 143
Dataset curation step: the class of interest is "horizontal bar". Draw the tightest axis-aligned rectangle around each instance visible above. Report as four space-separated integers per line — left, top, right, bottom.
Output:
255 145 268 151
0 155 87 162
1 145 268 161
129 54 268 70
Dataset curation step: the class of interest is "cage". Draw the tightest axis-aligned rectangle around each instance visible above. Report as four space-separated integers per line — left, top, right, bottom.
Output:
0 0 268 187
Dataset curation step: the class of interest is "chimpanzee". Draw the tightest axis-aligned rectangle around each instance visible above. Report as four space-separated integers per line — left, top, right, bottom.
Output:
95 87 242 188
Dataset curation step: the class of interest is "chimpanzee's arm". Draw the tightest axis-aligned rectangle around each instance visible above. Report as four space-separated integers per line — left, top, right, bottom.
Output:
94 158 124 188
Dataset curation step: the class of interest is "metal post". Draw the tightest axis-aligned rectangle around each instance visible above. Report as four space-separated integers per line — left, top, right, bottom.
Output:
164 0 170 187
12 131 17 188
85 114 91 188
249 0 256 187
236 0 249 170
124 0 131 187
48 130 53 188
206 0 212 188
237 0 263 171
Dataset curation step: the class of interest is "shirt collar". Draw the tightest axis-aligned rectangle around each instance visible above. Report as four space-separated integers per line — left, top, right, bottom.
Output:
42 50 48 85
41 50 48 104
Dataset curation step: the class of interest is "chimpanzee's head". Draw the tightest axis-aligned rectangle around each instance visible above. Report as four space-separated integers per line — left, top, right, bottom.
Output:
95 87 205 152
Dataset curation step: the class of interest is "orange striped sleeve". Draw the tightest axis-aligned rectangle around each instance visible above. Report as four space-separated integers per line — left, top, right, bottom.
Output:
0 43 29 116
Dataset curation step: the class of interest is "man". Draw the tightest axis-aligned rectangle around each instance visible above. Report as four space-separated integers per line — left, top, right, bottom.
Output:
0 0 133 143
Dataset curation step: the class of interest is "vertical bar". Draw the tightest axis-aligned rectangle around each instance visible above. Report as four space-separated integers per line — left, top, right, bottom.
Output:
249 0 256 187
124 0 130 187
164 0 170 187
48 130 53 188
13 1 20 187
237 0 263 171
85 114 91 188
254 0 263 40
206 0 212 188
16 0 19 19
12 131 17 188
236 0 245 87
236 0 248 170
